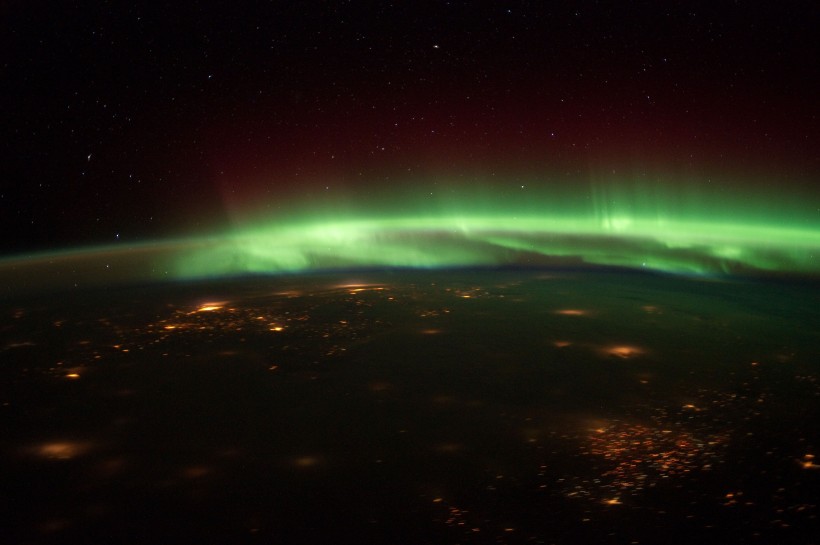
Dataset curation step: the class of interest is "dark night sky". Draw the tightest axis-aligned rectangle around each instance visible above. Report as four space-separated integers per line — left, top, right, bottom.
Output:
2 1 817 255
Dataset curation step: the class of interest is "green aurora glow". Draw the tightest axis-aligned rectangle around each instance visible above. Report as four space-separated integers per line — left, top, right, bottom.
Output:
175 180 819 278
2 182 819 292
176 214 818 277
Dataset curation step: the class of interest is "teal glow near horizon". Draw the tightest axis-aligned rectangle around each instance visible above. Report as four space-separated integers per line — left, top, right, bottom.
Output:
2 180 818 292
172 213 819 279
162 178 817 279
169 178 818 278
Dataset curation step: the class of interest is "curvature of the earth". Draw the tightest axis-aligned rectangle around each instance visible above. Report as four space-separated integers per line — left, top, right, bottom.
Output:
2 269 819 544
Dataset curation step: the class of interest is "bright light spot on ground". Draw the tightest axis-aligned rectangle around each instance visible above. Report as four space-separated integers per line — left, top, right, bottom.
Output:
32 441 92 460
195 302 227 312
601 345 645 359
555 309 587 316
800 454 819 469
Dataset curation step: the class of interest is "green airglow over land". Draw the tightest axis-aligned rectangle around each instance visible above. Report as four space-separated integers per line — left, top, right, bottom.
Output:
173 214 819 278
170 180 819 279
2 181 818 292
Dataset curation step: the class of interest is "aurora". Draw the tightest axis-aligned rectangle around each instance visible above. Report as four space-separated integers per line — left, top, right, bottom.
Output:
2 181 818 294
173 214 819 278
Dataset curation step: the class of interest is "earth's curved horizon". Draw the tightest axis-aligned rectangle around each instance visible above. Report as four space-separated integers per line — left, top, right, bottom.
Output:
3 210 819 297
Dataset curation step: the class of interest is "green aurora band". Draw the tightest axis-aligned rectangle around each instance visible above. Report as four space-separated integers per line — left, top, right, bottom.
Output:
176 215 818 276
174 180 820 278
2 181 819 292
